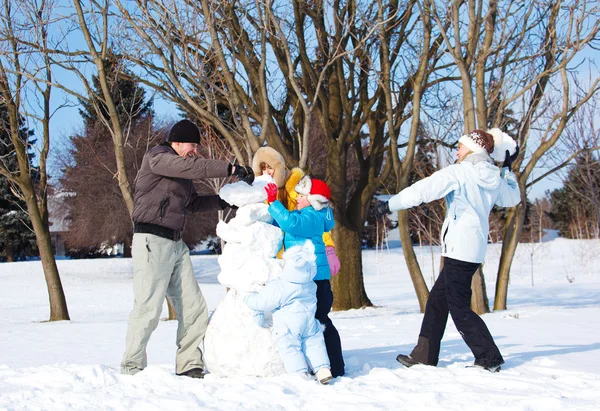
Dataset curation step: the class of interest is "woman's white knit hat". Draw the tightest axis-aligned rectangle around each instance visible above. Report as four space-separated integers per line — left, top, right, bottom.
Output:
458 130 495 155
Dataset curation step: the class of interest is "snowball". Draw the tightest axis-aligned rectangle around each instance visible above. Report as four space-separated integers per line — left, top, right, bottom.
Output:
488 128 518 162
227 203 273 228
219 175 274 208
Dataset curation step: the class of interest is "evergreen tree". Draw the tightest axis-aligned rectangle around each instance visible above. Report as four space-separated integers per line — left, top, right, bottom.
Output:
0 104 38 262
78 55 153 130
548 153 600 239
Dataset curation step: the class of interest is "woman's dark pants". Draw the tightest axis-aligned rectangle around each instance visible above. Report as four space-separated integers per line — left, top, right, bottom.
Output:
409 257 504 368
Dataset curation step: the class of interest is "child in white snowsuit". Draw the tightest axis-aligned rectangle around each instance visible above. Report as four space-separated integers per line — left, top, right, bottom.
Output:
244 242 333 384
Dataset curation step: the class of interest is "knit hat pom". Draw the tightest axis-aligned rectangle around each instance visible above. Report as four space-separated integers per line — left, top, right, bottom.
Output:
488 128 518 162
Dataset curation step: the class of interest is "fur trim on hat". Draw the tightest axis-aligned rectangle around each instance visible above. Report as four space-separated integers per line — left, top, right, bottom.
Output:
307 194 330 211
295 175 312 196
487 128 518 162
251 147 287 188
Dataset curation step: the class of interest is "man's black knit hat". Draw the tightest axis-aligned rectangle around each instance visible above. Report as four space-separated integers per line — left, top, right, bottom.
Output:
168 119 201 144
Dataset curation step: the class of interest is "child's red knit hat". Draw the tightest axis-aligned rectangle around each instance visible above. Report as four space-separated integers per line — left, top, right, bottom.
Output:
294 176 331 210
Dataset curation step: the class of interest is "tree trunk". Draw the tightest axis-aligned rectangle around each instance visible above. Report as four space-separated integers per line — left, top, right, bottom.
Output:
167 298 177 320
494 204 525 310
123 235 132 258
23 182 70 321
330 224 372 310
5 242 14 262
397 209 429 312
470 266 490 314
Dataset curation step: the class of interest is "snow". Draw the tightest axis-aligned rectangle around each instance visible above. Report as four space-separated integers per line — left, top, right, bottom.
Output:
1 238 600 410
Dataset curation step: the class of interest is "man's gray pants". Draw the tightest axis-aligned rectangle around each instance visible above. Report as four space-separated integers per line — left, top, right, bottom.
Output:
121 233 208 375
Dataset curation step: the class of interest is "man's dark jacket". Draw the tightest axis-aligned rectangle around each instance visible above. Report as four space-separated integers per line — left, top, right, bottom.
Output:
132 144 230 233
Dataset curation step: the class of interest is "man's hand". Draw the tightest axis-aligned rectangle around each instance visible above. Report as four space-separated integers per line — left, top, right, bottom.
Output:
265 183 278 204
371 200 390 220
232 165 255 185
502 145 520 171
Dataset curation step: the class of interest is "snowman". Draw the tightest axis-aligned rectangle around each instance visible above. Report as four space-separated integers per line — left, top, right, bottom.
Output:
203 175 286 377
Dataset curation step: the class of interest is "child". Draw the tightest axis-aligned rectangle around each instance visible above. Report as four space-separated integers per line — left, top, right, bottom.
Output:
373 129 521 372
264 176 345 377
244 242 333 384
251 147 341 279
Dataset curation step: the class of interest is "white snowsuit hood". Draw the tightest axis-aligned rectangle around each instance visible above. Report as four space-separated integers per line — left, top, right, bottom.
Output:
281 242 317 284
387 151 521 263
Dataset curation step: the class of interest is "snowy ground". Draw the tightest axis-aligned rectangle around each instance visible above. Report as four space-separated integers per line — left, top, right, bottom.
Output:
1 238 600 410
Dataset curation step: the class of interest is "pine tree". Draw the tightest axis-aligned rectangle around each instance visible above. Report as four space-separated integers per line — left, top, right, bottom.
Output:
548 153 600 239
0 104 38 262
78 55 153 130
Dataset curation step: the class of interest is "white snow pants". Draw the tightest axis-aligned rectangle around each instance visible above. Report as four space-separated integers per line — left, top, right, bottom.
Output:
273 313 330 374
121 233 208 375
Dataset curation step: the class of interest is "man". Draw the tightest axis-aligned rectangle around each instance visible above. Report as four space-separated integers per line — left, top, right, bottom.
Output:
121 119 254 378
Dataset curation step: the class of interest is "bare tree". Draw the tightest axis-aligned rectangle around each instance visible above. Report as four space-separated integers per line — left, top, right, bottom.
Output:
0 0 69 320
562 106 600 238
430 0 600 311
69 0 137 214
522 198 550 286
110 0 432 309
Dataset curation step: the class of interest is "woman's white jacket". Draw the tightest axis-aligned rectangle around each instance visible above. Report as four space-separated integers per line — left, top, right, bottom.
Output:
388 152 521 263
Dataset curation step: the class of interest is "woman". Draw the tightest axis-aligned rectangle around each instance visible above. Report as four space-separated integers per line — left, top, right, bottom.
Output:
252 147 345 377
373 129 520 372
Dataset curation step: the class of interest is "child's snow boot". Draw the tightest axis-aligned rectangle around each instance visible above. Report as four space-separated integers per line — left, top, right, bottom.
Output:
316 367 333 384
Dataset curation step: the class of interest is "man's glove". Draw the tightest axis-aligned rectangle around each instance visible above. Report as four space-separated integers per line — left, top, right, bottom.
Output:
502 146 519 171
371 200 390 220
232 164 255 185
326 246 341 276
265 183 278 204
